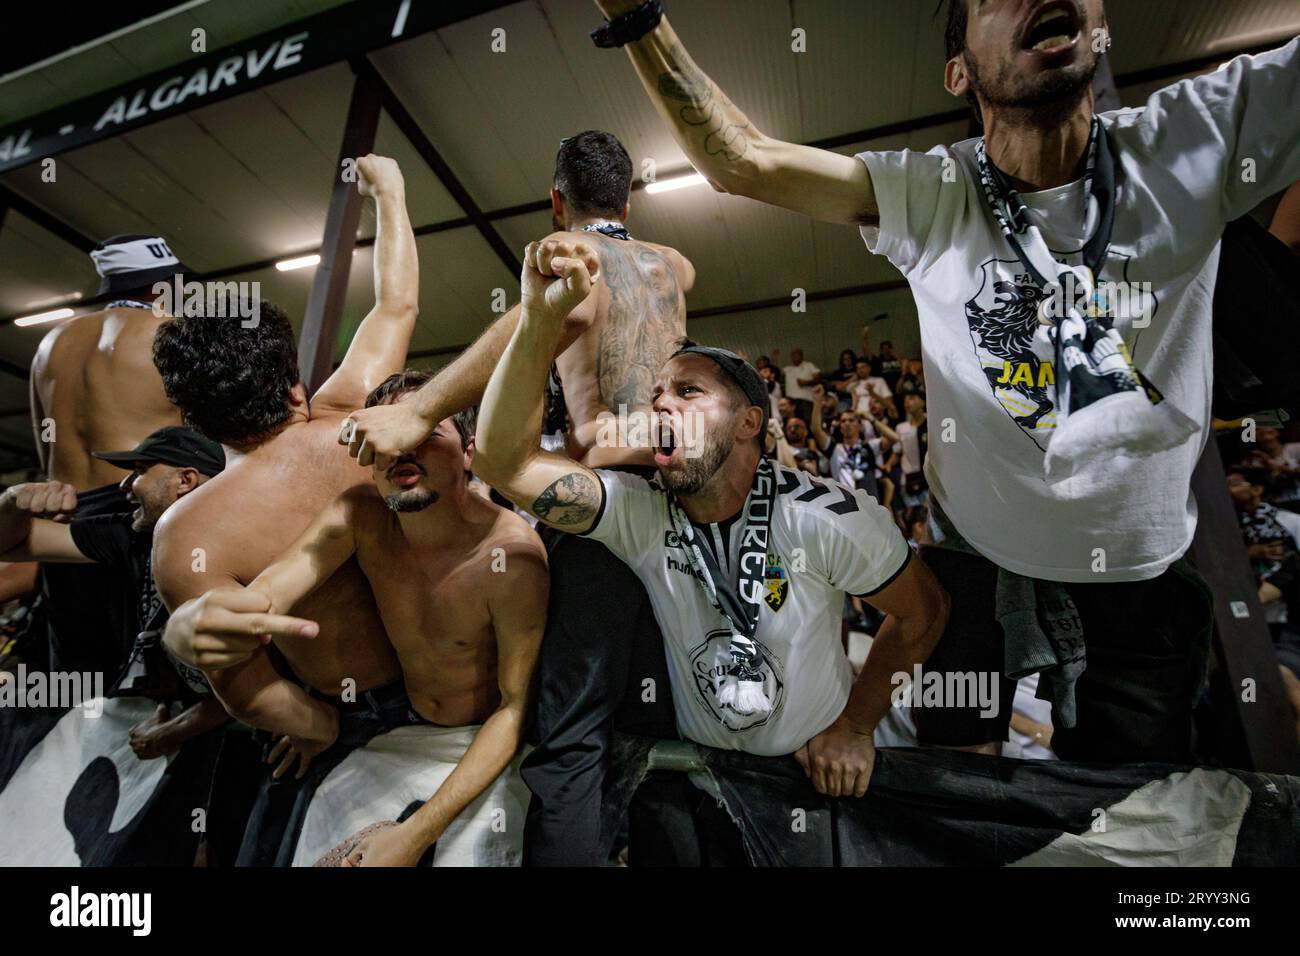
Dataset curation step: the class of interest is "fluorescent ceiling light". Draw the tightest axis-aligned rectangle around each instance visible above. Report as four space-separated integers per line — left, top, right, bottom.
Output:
14 307 75 327
645 173 707 194
276 254 321 272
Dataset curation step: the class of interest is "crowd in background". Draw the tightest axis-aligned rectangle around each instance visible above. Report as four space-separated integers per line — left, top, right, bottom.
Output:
1221 420 1300 738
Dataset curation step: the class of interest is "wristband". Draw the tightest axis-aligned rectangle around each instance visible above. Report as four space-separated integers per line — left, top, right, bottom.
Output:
591 0 665 48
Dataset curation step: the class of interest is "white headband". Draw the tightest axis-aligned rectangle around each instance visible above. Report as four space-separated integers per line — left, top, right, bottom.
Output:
89 237 180 278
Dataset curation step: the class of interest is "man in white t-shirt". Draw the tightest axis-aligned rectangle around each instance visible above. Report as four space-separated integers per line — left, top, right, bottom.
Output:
590 0 1300 763
475 238 948 796
850 357 892 416
781 347 821 423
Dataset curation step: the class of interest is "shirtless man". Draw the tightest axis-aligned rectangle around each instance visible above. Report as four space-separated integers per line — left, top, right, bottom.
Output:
153 155 419 863
173 371 547 866
31 234 185 492
29 234 187 676
337 131 696 865
340 130 694 470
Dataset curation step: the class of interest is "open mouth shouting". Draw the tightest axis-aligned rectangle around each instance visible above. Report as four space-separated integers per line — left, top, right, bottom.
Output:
386 459 425 489
653 415 681 468
1019 1 1083 58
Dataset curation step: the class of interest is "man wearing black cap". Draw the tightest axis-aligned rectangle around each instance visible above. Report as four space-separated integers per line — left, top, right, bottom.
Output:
0 425 226 743
0 425 250 865
29 234 189 681
475 241 949 857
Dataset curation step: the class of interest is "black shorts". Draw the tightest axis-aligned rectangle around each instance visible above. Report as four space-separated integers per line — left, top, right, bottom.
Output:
913 546 1213 763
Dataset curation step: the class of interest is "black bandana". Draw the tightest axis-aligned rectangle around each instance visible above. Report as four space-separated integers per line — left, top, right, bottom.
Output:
666 457 777 715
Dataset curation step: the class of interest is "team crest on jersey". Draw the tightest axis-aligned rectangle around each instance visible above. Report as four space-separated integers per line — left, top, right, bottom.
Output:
689 629 785 732
763 554 788 613
963 252 1156 451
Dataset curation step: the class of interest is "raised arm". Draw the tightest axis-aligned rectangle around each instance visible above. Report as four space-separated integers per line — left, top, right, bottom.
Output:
311 155 421 415
339 234 600 471
593 0 877 225
470 239 606 534
809 385 831 452
346 545 549 866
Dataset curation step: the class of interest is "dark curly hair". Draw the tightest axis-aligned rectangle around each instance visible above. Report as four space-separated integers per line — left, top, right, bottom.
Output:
365 370 475 451
152 299 301 446
554 130 633 221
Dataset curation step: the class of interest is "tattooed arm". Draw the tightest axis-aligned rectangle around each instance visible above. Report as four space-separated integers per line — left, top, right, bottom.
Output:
593 1 877 225
475 239 607 534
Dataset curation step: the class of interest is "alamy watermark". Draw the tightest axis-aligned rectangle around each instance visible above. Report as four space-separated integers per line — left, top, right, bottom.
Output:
0 665 104 717
891 664 999 719
152 275 260 327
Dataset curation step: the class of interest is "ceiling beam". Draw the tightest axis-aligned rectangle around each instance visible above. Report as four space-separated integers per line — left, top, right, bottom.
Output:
298 66 382 395
358 56 520 277
0 183 96 252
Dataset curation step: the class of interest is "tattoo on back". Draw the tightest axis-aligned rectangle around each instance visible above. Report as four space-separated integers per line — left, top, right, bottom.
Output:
656 42 751 163
588 235 684 411
533 472 601 528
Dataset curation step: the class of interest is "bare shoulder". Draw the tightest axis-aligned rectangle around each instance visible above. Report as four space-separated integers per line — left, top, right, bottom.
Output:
151 476 243 599
488 506 548 565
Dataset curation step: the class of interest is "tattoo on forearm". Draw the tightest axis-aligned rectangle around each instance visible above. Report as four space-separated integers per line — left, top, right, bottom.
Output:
532 472 601 527
656 43 751 162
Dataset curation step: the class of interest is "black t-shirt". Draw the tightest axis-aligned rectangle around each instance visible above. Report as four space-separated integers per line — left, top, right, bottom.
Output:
39 483 136 677
874 356 903 392
69 513 208 698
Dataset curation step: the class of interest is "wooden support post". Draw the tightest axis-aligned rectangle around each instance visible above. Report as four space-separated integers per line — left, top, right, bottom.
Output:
298 68 382 395
1187 437 1300 774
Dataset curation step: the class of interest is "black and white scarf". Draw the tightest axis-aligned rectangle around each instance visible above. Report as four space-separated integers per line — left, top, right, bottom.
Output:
580 220 633 241
975 117 1196 481
666 457 778 716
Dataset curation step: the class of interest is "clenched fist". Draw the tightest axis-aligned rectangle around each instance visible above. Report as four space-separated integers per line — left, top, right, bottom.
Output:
521 238 601 321
338 401 435 471
356 154 403 198
1 481 78 523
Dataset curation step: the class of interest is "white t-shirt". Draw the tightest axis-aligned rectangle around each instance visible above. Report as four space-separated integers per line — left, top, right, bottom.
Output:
852 377 892 414
582 464 911 756
783 361 821 402
857 39 1300 582
895 419 924 475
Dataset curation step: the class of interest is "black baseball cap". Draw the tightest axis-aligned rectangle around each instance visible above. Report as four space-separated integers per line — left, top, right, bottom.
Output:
92 426 225 477
672 344 769 412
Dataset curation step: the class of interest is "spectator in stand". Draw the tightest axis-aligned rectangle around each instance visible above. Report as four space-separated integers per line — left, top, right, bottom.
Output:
896 359 926 400
1227 463 1300 743
813 384 895 508
784 416 824 476
780 346 821 424
759 364 783 420
1245 427 1300 512
873 341 904 394
851 357 893 414
902 506 931 550
817 387 841 432
827 350 860 408
890 393 929 508
869 393 901 429
777 395 795 426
